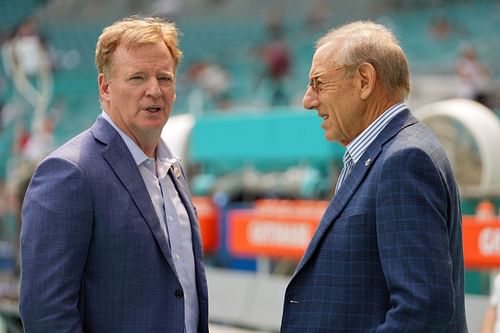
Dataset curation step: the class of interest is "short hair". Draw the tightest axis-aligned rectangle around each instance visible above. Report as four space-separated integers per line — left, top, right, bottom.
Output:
95 16 182 79
316 21 410 99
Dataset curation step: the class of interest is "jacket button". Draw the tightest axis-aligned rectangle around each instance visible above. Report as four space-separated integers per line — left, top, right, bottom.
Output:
175 289 184 299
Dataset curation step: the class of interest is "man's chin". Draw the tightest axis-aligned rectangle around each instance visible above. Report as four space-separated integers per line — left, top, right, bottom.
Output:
324 132 336 142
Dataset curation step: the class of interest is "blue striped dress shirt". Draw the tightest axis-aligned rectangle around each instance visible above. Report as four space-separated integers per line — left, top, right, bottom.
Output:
335 102 407 192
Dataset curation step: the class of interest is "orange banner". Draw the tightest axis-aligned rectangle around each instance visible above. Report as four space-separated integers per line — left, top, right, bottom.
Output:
193 197 219 253
228 211 319 259
463 216 500 269
227 200 328 259
227 208 500 267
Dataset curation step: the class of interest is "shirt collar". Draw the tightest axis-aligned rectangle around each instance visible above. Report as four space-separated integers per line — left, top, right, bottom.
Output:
100 111 180 167
345 102 406 164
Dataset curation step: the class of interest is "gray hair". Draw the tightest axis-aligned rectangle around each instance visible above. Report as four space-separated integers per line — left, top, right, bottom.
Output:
316 21 410 99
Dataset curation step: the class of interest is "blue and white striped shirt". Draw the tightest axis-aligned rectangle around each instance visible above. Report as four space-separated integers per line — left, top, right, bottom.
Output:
336 102 407 192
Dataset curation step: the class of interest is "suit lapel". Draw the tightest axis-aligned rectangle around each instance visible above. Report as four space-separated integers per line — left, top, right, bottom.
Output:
91 118 177 271
293 109 418 274
168 164 209 298
168 165 203 255
293 147 383 274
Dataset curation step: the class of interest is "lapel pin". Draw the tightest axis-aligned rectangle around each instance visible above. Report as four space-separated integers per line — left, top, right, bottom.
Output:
364 158 371 167
172 163 182 179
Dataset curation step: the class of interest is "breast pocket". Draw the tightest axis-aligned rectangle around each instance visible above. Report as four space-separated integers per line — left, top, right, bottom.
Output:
346 213 368 226
323 212 378 262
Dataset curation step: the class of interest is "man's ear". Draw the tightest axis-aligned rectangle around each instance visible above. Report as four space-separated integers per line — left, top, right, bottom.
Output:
357 62 376 100
98 73 110 102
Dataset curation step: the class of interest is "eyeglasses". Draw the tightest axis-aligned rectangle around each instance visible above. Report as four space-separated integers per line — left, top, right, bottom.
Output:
307 64 350 94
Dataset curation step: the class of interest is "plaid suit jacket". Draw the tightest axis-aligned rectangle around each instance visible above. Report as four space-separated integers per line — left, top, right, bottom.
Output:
20 117 209 333
281 109 468 332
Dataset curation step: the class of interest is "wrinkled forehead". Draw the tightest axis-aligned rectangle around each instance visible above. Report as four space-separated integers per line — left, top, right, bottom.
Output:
108 42 175 77
310 42 338 78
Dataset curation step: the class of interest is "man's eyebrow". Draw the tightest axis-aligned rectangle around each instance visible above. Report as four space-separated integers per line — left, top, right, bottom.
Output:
127 71 147 76
310 67 328 79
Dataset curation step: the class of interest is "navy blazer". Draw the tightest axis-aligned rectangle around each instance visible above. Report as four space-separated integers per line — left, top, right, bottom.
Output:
280 110 468 332
20 117 209 333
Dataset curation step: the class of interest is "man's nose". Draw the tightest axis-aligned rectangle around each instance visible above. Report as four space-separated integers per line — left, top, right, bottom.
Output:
146 78 162 99
303 86 319 110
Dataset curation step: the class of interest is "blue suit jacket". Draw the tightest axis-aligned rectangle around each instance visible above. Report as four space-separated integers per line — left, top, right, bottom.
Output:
20 117 209 333
280 110 468 332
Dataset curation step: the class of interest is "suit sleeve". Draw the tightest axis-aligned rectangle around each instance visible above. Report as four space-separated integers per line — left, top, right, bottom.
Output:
20 157 92 333
375 147 455 332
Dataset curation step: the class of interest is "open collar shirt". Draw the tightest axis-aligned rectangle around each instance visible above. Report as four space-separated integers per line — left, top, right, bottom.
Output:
101 111 199 333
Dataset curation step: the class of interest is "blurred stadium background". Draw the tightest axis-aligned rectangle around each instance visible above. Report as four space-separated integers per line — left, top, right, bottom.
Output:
1 0 500 332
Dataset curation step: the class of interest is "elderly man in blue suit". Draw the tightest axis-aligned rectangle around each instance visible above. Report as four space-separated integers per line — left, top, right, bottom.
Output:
20 17 208 332
280 21 468 332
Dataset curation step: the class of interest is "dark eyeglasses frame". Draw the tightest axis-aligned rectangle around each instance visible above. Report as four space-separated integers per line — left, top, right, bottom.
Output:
307 64 351 94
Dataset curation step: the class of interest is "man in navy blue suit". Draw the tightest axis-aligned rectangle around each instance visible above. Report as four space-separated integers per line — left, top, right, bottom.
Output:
20 17 208 332
280 21 468 332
